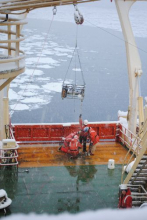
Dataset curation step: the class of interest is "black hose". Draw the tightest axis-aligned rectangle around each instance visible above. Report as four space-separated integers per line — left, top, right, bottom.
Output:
0 14 8 23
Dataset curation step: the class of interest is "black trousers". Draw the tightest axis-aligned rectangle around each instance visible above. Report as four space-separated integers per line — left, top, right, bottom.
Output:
79 136 87 152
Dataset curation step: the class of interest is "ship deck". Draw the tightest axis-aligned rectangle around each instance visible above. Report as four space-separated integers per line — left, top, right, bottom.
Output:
18 142 127 167
0 141 129 216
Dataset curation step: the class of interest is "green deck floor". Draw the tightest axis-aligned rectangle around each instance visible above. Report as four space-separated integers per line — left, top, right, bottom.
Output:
0 164 123 216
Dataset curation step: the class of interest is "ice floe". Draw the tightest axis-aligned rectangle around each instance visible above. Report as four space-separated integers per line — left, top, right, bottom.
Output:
21 97 46 104
10 104 29 111
26 57 59 65
42 82 62 93
72 68 81 72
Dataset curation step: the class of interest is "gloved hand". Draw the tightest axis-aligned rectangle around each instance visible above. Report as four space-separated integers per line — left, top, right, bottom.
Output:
79 114 82 118
62 137 65 141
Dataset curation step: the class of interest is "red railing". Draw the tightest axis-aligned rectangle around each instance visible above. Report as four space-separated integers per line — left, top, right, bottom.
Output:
12 122 118 143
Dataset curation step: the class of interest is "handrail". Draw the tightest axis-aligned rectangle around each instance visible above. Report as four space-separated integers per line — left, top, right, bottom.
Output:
120 118 147 184
0 20 27 26
119 124 141 152
0 0 99 13
121 140 142 183
0 37 25 43
0 29 24 36
0 54 25 64
128 184 147 193
9 124 15 140
0 45 24 54
118 124 142 183
0 15 26 78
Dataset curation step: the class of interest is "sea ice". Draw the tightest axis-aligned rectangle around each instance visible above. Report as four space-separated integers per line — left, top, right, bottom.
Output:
9 89 18 100
72 68 81 72
26 57 59 65
10 104 29 111
21 97 46 104
37 65 53 69
42 82 62 93
25 69 44 76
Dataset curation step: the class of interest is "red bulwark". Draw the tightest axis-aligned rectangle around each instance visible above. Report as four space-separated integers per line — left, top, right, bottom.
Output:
13 123 117 143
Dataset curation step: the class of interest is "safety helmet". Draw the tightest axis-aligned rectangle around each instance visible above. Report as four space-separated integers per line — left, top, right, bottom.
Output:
120 184 128 190
83 127 89 133
83 119 88 125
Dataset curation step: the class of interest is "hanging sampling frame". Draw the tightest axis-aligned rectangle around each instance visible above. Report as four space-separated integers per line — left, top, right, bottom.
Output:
61 43 86 101
62 5 85 101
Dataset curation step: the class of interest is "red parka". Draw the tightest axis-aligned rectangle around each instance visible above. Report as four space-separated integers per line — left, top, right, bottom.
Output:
118 189 132 208
88 127 99 145
61 132 82 156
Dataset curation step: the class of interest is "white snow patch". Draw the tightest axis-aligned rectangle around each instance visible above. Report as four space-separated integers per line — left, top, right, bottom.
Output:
2 208 147 220
124 159 136 173
118 110 128 118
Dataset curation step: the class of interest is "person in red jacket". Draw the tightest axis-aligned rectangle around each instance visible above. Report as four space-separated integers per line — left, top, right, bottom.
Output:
79 114 89 154
118 184 132 208
59 132 82 157
83 126 99 155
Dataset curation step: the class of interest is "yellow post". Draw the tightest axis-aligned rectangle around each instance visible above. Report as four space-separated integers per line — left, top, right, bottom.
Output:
3 97 9 139
144 105 147 122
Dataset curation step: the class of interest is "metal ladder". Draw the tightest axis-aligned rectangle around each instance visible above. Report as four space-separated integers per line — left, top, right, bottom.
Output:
128 155 147 207
120 118 147 207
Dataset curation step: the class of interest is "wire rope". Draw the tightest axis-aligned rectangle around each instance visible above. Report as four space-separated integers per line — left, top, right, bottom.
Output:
63 47 76 84
75 25 78 86
63 23 85 86
76 48 85 85
85 19 147 55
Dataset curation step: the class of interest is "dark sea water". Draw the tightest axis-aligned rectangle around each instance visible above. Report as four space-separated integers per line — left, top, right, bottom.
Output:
10 18 147 124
